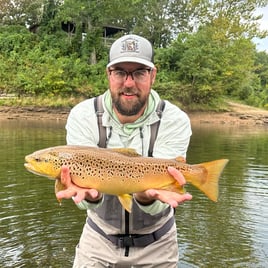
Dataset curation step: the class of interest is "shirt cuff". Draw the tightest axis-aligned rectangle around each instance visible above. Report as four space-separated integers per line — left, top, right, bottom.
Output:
73 196 104 210
134 198 169 215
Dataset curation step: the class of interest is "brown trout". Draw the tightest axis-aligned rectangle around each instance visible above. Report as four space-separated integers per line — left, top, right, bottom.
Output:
24 145 229 212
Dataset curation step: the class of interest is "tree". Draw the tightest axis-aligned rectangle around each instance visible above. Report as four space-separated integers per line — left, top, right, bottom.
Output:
255 51 268 89
155 0 268 104
0 0 43 26
1 0 268 106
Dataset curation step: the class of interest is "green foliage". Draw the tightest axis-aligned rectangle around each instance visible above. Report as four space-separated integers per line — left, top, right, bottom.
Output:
153 81 183 101
255 51 268 88
156 29 226 105
0 24 108 97
0 0 268 110
241 50 268 107
0 0 43 26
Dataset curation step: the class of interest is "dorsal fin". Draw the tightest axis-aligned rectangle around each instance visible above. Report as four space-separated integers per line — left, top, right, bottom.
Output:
111 148 141 157
175 156 186 163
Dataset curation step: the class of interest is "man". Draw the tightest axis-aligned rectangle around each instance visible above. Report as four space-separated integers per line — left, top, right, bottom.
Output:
57 34 192 267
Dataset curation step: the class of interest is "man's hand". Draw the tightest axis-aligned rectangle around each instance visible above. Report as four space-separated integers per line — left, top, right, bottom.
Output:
134 167 192 207
56 166 102 204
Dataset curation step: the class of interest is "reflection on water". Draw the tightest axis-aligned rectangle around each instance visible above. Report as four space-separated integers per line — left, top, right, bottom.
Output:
0 120 86 267
0 120 268 267
177 124 268 268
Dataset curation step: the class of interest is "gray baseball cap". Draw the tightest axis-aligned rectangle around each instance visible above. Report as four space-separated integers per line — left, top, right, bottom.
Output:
107 34 154 68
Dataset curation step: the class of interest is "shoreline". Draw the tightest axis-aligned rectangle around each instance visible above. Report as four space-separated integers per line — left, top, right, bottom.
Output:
1 104 268 126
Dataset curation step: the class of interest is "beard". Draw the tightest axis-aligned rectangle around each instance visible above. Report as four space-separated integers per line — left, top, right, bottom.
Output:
111 88 148 116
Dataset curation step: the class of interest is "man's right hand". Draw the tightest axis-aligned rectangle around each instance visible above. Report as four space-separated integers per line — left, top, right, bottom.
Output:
56 165 102 204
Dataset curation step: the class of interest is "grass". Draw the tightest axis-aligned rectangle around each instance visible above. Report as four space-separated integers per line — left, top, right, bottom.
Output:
1 95 229 112
1 95 260 113
0 95 86 108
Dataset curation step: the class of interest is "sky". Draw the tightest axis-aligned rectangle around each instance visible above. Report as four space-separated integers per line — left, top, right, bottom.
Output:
254 5 268 52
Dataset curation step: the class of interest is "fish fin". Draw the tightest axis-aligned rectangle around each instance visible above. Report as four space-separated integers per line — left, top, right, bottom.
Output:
175 156 186 163
54 179 66 204
118 194 133 213
111 148 141 157
161 181 186 194
189 159 229 202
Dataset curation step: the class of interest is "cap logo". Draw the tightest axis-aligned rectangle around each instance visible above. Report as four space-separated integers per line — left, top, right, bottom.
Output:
121 38 139 53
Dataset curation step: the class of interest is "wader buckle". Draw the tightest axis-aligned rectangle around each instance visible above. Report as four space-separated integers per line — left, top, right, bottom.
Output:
118 235 134 247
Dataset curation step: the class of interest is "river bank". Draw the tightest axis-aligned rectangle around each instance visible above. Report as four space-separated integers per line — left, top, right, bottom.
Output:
1 102 268 126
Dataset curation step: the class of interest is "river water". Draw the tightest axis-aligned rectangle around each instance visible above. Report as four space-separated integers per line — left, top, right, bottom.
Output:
0 119 268 267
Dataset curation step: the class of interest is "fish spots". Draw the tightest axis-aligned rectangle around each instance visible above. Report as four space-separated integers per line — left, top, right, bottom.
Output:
154 164 167 174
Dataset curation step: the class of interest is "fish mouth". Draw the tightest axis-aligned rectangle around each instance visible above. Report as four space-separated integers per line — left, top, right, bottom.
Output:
24 162 56 180
24 162 41 176
24 156 34 172
24 155 39 172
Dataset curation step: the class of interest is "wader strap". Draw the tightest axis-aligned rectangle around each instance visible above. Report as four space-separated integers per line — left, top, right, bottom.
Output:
148 99 165 157
94 96 165 154
94 96 107 148
87 216 174 248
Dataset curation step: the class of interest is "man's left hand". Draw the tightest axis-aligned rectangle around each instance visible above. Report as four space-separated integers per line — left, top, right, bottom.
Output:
134 167 192 207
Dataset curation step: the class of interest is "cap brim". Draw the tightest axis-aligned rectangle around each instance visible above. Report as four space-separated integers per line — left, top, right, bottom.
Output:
107 57 154 68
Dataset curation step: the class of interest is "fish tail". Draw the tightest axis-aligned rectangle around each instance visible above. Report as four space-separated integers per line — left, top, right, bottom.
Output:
188 159 229 202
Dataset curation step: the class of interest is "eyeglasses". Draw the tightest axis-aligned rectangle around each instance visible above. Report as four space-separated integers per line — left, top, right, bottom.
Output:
109 68 152 83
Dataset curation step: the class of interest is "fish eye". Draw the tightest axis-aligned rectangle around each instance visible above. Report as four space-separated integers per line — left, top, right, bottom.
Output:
34 157 42 162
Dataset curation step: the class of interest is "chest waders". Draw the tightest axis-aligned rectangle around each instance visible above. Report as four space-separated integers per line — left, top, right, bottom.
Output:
94 95 165 256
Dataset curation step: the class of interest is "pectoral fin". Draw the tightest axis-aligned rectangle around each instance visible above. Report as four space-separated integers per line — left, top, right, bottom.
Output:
161 181 186 195
55 179 66 204
118 194 133 213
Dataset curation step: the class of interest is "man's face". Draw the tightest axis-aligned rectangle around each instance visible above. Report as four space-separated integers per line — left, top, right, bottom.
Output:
107 62 156 117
